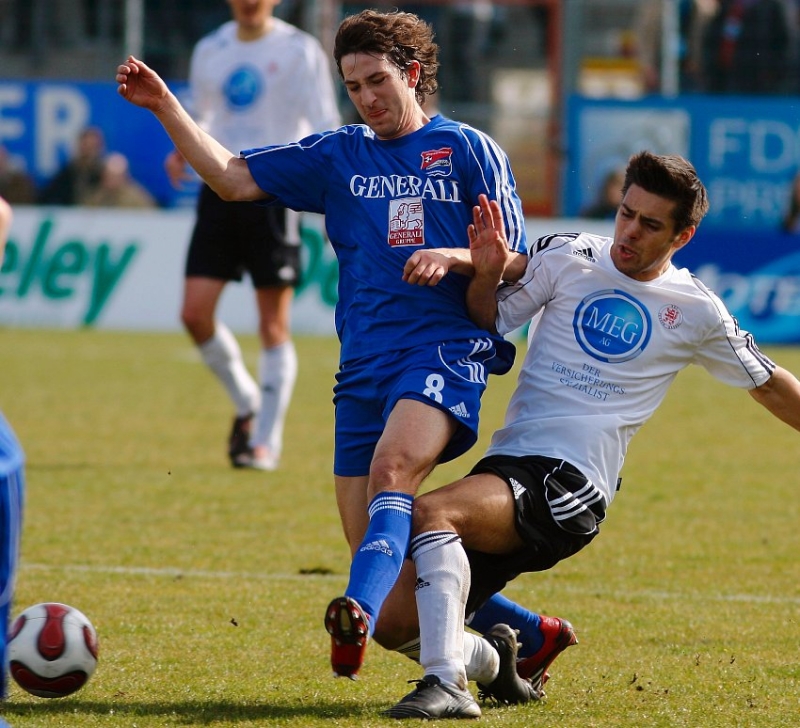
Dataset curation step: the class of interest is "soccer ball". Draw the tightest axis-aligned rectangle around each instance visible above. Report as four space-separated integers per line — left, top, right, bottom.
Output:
7 602 99 698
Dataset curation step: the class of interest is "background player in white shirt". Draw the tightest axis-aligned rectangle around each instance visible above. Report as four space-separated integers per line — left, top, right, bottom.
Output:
166 0 340 471
380 153 800 719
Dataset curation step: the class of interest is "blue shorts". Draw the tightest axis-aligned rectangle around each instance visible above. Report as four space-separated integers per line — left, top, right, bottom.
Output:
333 338 513 477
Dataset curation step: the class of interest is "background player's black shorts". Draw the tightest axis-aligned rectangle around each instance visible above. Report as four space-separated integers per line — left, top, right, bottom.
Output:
463 454 607 617
185 184 301 288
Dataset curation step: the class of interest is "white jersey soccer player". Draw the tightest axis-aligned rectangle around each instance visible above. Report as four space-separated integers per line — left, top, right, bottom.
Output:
188 17 340 152
489 230 773 507
176 6 341 472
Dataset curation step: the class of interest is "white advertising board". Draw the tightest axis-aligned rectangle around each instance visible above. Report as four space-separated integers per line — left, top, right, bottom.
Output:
0 206 339 334
0 207 607 333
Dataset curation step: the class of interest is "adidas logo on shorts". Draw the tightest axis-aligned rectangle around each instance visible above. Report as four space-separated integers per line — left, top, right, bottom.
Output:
449 402 470 418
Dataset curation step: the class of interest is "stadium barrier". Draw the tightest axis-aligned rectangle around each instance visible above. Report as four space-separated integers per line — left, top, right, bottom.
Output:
1 207 798 343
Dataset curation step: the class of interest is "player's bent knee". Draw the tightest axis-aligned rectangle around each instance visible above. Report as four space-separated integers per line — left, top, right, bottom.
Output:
410 491 454 535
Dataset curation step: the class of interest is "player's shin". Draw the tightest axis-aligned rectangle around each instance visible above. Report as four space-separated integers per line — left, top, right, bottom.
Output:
410 530 471 690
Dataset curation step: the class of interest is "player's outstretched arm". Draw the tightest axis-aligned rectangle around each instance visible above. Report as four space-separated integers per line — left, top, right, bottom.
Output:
749 366 800 431
115 56 268 202
403 248 474 286
403 194 525 287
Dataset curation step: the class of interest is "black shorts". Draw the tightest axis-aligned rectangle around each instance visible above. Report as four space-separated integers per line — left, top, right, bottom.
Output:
463 454 606 616
184 184 301 288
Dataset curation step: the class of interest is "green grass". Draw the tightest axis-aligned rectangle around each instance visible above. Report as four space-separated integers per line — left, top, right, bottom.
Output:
1 328 799 727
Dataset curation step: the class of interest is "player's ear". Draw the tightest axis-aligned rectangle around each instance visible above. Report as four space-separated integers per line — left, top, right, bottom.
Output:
406 60 421 88
673 225 695 251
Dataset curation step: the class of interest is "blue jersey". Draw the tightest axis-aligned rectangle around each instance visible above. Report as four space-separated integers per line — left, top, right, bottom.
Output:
242 115 526 366
1 412 24 700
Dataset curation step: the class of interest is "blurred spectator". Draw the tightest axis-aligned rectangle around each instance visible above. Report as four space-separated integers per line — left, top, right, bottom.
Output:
0 145 36 204
38 126 105 205
635 0 718 93
702 0 791 94
83 153 157 209
781 171 800 232
581 167 625 219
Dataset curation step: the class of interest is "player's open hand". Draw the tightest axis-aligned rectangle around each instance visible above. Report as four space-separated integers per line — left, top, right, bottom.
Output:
116 56 170 112
468 194 509 279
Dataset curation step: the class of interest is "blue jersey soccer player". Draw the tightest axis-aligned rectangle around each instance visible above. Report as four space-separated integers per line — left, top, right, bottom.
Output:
0 195 25 702
116 10 563 697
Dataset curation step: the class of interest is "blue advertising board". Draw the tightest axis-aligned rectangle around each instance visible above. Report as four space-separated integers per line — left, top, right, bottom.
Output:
566 95 800 230
0 80 194 207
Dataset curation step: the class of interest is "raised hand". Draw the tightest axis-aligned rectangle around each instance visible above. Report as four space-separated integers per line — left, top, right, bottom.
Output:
468 193 509 281
116 56 171 113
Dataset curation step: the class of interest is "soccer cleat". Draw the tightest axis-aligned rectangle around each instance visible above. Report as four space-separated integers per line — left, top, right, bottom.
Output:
231 445 278 471
477 624 542 704
381 674 481 720
515 615 577 695
324 596 369 679
228 413 254 466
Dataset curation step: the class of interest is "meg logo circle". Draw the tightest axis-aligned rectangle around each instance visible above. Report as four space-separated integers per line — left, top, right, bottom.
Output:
573 289 651 363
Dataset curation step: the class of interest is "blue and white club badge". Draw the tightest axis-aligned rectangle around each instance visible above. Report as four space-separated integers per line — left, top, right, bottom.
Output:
224 65 263 110
573 289 651 363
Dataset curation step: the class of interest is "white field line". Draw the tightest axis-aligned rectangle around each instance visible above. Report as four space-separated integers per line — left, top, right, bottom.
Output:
20 562 800 605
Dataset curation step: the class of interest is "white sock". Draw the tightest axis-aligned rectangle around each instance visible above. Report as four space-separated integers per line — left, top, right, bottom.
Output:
411 531 471 691
198 322 260 416
253 341 297 456
464 632 500 685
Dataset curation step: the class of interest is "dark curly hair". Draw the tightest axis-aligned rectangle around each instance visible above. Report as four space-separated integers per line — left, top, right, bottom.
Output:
622 151 710 232
333 9 439 104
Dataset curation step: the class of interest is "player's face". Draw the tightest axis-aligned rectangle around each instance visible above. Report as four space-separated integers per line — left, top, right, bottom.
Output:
340 52 426 140
227 0 277 34
611 184 694 281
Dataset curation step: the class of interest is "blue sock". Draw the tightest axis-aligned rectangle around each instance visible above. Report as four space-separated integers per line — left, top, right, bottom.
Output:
469 593 543 657
345 491 413 635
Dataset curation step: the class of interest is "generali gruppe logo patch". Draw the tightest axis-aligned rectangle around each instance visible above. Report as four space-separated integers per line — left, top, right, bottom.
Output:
573 289 652 363
420 147 453 177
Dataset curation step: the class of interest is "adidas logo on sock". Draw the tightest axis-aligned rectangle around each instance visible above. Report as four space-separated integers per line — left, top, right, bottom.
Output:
449 401 470 418
510 477 526 499
414 577 431 591
360 539 394 556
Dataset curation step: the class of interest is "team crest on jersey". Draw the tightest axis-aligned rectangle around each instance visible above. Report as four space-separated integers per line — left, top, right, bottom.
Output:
388 197 425 246
573 289 651 363
224 64 263 110
658 304 683 329
420 147 453 177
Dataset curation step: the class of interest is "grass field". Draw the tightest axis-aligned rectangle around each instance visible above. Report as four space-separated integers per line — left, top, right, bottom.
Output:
1 328 799 727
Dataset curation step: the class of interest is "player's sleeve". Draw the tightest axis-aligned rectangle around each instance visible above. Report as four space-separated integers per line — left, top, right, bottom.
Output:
493 236 559 335
691 281 776 388
241 131 336 213
460 126 526 255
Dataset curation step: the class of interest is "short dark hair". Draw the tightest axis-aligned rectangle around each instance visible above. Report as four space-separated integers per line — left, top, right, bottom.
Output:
333 9 439 104
622 151 710 232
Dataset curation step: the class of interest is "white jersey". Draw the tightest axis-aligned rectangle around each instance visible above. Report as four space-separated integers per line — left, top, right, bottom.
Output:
487 232 776 507
187 19 340 154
